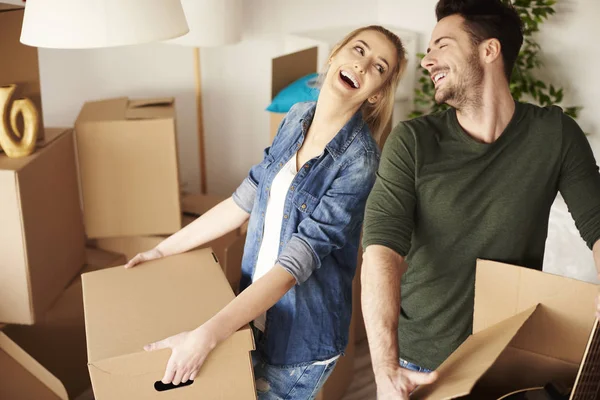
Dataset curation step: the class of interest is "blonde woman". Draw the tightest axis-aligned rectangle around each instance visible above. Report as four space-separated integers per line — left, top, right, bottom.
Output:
126 25 406 399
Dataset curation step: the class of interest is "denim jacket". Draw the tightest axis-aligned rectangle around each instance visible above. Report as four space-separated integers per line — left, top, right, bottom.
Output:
232 102 379 365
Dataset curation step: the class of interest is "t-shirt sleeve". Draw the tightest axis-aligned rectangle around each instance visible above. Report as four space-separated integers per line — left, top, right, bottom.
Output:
362 123 417 257
558 113 600 249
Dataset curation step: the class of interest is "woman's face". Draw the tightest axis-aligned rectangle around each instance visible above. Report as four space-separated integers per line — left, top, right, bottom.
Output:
324 29 398 106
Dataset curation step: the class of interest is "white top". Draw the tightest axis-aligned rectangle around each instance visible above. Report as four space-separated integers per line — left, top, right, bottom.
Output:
253 153 298 331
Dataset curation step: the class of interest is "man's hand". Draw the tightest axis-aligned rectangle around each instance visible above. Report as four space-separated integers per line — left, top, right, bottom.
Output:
375 364 438 400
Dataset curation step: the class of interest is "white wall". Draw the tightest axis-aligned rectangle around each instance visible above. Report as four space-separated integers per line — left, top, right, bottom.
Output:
33 0 600 282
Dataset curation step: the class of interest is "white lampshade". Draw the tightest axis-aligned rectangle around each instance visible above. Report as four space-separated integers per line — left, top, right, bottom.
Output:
20 0 189 49
166 0 242 47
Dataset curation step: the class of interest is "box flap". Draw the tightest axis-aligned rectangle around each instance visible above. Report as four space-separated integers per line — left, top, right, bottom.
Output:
474 259 597 364
82 248 239 364
75 97 128 123
0 331 68 400
89 326 253 377
182 193 227 216
125 97 174 120
272 47 318 100
412 305 539 400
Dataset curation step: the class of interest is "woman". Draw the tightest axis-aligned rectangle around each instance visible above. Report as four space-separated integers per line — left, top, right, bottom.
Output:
125 25 406 399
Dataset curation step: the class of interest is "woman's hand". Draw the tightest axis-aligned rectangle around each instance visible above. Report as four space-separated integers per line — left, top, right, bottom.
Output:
144 326 218 385
124 247 164 269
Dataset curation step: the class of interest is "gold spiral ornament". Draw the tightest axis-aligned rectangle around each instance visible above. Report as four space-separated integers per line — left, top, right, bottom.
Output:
0 84 39 158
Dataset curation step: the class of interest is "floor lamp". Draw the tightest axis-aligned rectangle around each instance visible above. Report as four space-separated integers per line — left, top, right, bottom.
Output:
165 0 242 194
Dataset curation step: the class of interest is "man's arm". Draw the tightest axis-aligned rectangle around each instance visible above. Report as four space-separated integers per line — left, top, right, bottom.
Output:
361 124 437 399
592 241 600 319
362 245 405 374
361 245 437 399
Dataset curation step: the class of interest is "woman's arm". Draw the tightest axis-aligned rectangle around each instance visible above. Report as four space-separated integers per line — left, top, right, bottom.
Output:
124 197 249 268
144 265 295 385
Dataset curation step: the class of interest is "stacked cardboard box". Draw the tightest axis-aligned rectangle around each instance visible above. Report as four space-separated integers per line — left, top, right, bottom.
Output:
0 128 86 325
75 96 182 238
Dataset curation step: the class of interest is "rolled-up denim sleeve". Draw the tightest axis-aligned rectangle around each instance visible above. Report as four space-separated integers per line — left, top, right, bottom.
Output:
277 152 379 284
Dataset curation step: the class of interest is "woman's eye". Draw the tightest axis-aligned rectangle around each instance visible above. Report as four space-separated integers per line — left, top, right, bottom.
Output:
354 46 364 55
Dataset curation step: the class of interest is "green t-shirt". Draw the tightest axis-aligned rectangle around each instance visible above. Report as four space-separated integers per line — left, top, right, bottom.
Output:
362 101 600 370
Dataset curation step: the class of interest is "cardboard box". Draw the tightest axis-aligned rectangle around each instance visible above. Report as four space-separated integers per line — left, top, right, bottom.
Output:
75 97 182 239
353 247 367 345
82 248 256 399
316 302 357 400
0 329 68 400
94 193 248 291
269 47 318 143
412 259 599 400
0 5 45 139
0 128 86 324
3 248 126 399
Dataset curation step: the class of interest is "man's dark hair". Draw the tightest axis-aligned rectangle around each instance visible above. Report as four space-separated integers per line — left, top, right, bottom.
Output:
436 0 524 80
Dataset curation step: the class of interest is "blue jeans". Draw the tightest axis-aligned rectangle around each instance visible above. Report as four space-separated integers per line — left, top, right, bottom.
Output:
399 358 433 373
251 326 338 399
252 352 338 399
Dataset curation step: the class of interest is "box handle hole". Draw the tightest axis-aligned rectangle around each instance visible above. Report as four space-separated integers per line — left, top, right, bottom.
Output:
154 380 194 392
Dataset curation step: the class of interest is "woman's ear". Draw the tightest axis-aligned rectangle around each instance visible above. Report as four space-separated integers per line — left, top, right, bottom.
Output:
368 94 380 104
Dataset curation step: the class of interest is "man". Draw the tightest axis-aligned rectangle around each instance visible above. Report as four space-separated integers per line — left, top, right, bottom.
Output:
360 0 600 398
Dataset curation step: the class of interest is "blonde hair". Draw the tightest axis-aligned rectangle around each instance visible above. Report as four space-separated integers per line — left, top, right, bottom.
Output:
325 25 407 141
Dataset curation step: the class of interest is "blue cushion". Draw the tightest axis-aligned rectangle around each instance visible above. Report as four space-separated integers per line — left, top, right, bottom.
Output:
266 73 320 113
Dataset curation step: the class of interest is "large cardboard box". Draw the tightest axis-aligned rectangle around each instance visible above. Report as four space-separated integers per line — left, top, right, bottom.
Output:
0 5 45 139
0 329 68 400
0 128 86 324
82 248 256 399
3 248 126 399
75 97 182 239
412 260 599 400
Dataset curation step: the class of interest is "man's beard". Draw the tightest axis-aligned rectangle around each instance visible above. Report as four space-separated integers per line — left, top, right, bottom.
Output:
435 51 483 110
